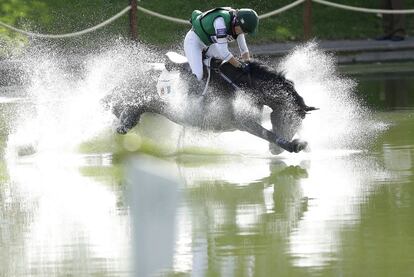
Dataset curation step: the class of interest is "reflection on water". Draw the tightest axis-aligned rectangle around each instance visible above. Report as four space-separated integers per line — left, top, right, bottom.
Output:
166 111 413 276
1 108 413 276
0 153 131 276
349 66 414 110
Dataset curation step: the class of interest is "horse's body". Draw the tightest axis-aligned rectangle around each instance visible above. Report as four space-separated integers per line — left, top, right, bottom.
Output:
104 52 315 154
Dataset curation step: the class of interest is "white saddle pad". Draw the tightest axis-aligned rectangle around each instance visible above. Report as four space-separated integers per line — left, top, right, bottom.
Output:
166 52 188 64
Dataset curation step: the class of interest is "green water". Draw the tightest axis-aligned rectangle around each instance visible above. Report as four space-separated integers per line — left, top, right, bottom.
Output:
0 68 414 276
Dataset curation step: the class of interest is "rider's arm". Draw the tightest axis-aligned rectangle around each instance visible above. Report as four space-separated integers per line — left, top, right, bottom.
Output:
213 17 244 68
228 56 243 68
241 52 250 61
237 34 250 61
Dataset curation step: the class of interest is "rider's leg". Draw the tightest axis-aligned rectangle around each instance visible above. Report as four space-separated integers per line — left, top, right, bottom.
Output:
184 30 207 94
184 30 205 81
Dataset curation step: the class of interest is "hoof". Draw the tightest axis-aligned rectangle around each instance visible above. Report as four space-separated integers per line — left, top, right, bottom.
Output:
292 139 308 153
276 138 309 154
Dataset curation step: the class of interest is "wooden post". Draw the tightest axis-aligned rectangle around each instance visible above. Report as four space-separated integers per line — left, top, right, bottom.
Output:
303 0 312 41
129 0 138 40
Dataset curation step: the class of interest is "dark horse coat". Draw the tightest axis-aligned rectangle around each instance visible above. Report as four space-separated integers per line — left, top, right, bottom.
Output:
103 55 315 154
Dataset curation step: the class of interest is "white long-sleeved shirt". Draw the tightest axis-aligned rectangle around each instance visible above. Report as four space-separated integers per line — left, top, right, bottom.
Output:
211 17 249 62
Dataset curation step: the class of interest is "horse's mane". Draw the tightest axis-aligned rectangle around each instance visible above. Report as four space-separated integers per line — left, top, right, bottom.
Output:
211 58 288 85
248 60 287 84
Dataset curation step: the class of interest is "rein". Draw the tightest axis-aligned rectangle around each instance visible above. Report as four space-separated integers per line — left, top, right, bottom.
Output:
216 67 241 90
216 62 253 90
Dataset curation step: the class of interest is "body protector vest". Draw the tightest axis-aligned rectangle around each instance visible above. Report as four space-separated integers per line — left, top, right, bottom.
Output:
191 7 237 46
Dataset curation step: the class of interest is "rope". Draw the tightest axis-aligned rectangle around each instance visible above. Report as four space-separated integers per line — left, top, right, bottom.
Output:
136 2 307 22
136 1 306 21
0 6 131 38
313 0 414 14
137 6 190 25
2 1 414 39
259 0 306 19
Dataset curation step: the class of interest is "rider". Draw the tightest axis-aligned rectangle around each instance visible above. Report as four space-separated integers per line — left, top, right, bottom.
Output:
184 7 259 91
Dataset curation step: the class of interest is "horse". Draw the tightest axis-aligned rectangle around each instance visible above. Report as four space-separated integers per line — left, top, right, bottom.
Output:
103 52 316 154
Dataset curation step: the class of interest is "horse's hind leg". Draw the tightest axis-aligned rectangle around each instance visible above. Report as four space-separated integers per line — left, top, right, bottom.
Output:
116 106 144 134
269 106 304 155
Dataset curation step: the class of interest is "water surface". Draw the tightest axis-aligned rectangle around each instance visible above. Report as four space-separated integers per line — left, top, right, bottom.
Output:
0 63 413 276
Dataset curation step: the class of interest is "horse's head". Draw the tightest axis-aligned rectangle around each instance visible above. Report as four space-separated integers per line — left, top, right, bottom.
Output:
212 59 315 118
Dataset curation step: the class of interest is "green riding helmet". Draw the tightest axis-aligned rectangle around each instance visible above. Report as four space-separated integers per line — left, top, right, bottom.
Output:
236 8 259 35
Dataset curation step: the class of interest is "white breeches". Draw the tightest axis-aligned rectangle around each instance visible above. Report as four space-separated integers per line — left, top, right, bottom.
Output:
184 30 206 81
184 30 228 81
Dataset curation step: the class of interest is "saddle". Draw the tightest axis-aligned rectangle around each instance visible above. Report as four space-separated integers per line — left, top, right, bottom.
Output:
158 52 221 97
160 51 242 98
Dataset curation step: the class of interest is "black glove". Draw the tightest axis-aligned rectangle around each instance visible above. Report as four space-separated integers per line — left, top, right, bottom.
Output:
239 62 251 73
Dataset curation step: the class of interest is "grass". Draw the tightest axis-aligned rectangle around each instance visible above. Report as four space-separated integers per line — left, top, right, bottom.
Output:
1 0 414 54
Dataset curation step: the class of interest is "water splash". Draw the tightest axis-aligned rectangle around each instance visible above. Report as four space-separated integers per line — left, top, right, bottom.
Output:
2 41 146 276
5 41 386 158
5 40 160 157
178 42 387 156
279 42 387 152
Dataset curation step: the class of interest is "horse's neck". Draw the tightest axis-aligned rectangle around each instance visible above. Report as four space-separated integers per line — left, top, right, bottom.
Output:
210 58 224 70
209 60 276 89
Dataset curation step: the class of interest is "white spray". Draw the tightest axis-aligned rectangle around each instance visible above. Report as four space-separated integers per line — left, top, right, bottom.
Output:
279 42 386 152
5 41 385 158
6 41 159 157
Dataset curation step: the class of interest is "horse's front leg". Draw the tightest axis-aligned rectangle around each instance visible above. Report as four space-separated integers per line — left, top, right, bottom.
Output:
269 106 304 155
238 120 307 154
